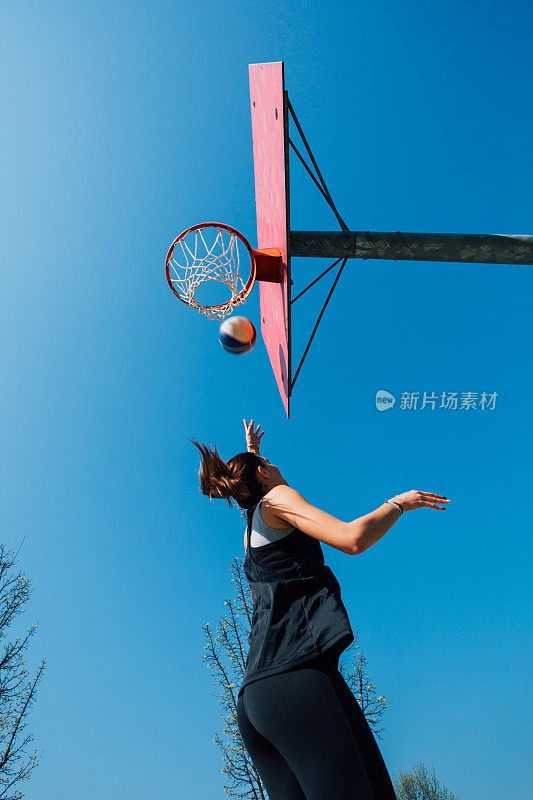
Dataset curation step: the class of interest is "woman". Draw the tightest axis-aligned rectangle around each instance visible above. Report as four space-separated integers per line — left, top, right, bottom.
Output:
191 419 450 800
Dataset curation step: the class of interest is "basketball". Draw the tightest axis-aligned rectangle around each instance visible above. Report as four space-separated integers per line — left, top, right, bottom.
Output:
218 316 257 355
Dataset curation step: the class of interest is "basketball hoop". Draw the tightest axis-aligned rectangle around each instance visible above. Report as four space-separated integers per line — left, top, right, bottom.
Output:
165 222 283 322
165 222 258 321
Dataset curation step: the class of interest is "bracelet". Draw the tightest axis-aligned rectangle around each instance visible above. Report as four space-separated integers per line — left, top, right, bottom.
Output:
385 499 404 514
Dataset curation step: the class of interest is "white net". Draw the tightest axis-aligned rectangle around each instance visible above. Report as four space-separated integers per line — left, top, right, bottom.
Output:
167 226 252 321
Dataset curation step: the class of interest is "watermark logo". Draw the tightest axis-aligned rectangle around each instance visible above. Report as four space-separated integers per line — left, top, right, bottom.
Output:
375 390 498 411
375 390 396 411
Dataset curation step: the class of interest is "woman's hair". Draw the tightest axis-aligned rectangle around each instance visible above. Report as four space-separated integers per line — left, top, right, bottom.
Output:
189 439 266 513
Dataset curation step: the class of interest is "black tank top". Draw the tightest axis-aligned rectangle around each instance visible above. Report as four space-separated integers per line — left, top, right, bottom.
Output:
238 497 354 698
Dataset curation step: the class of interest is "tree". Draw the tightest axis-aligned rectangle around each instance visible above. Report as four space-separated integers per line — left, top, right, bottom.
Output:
0 541 46 800
392 761 460 800
337 635 388 740
202 556 390 798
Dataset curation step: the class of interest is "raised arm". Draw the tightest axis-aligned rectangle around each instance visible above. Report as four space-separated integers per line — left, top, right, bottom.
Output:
243 418 264 454
264 485 450 555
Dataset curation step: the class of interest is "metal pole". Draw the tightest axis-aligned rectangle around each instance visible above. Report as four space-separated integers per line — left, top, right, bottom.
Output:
290 231 533 265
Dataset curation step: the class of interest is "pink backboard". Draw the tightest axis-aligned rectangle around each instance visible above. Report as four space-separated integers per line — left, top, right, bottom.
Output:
249 61 291 418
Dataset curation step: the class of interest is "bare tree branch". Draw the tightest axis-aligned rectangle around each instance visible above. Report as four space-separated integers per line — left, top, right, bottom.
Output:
392 760 461 800
0 543 45 799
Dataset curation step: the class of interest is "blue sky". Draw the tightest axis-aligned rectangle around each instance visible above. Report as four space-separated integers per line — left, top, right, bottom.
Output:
1 1 532 798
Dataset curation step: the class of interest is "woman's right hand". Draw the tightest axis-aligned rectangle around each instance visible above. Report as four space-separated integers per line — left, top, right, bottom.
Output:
389 490 450 512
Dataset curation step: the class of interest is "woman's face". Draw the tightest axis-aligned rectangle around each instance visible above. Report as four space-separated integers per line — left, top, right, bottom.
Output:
257 456 284 489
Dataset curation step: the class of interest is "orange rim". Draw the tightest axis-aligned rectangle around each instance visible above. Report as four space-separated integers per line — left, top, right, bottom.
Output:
165 222 257 313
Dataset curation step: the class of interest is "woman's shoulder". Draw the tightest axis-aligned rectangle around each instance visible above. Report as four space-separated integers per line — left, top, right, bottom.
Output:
259 488 295 530
260 484 301 525
260 485 355 556
250 499 294 548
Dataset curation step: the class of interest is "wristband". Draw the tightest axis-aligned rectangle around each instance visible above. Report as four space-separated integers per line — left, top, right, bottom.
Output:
385 499 403 514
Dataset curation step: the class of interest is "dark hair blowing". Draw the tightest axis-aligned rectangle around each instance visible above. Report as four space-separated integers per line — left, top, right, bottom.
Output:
189 439 266 520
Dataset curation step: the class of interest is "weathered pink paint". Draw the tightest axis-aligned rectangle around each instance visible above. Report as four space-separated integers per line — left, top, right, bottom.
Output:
249 61 291 418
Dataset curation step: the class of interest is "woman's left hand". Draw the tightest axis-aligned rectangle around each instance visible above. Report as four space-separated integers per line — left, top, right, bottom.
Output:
243 419 264 454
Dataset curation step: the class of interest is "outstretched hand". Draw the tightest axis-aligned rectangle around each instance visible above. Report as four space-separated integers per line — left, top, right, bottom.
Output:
243 419 264 454
390 490 450 512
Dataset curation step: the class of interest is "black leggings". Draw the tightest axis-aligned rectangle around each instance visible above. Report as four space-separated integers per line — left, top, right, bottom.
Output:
237 649 398 800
